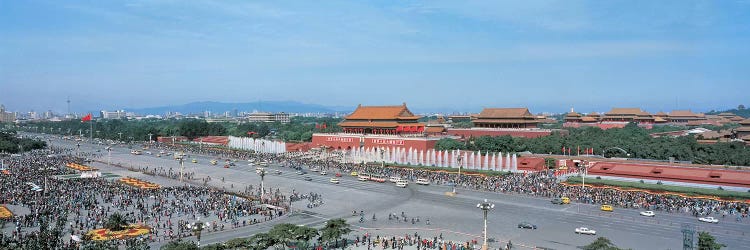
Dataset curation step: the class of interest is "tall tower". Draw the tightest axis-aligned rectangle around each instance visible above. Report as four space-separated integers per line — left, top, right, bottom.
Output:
67 96 71 116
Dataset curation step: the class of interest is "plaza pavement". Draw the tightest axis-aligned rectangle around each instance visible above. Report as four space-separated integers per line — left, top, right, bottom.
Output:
43 136 750 250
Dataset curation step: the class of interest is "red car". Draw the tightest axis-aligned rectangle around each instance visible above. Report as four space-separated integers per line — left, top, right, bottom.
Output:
335 173 342 177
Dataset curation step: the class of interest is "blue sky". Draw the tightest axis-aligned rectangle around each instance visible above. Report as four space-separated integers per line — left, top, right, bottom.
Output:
1 0 749 114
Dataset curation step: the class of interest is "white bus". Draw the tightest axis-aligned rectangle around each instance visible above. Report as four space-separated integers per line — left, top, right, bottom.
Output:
389 176 402 183
358 173 370 181
415 178 430 185
370 174 386 183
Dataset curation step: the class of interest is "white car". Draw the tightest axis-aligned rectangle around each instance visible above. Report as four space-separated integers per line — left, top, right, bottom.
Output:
415 178 430 185
329 178 340 184
639 211 655 217
575 227 596 235
396 180 408 188
310 168 319 172
389 176 401 183
320 171 327 175
699 217 719 223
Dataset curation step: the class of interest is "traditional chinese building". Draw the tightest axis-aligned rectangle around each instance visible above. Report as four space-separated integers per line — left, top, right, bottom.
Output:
737 119 750 141
471 108 540 128
312 103 438 151
667 110 706 124
338 103 424 134
602 108 652 123
563 108 583 123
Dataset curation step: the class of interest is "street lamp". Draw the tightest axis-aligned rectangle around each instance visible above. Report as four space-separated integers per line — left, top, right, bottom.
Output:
178 155 185 183
118 132 123 141
453 155 463 194
147 133 153 142
256 169 267 197
477 199 495 250
107 147 112 166
189 218 209 247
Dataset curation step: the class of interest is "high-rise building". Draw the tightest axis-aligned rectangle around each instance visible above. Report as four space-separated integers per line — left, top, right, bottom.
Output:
0 105 16 122
100 110 126 119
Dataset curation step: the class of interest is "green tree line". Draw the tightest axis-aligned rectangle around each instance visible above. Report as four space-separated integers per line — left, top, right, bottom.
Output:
16 117 342 143
0 130 46 154
436 123 750 166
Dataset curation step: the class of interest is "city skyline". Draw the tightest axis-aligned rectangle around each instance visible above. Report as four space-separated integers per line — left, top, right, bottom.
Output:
2 1 749 113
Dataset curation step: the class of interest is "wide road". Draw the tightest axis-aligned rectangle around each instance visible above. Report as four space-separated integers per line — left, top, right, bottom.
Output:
41 135 750 249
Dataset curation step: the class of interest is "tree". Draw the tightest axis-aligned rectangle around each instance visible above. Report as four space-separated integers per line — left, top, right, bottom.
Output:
160 239 199 250
318 218 351 248
248 233 276 250
739 104 746 110
544 158 556 169
104 213 129 231
698 232 725 250
435 138 465 151
582 237 625 250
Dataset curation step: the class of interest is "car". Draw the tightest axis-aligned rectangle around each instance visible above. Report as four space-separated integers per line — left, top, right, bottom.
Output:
223 165 229 168
191 159 198 163
699 217 719 223
335 173 342 177
416 178 430 185
210 160 217 165
575 227 596 235
639 211 655 217
350 171 358 176
296 171 305 175
396 180 408 188
228 162 236 166
156 154 162 157
304 176 313 181
310 168 319 172
274 170 282 175
600 205 613 212
330 178 340 184
320 171 327 175
517 222 537 230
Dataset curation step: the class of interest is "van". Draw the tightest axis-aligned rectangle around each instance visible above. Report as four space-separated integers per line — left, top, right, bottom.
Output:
389 176 401 183
396 180 408 188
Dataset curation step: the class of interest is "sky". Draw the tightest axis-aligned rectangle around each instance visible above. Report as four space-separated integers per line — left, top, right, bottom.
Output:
1 0 749 114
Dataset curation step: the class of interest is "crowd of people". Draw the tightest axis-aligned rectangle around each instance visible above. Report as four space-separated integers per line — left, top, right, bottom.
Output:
149 141 750 220
0 146 291 249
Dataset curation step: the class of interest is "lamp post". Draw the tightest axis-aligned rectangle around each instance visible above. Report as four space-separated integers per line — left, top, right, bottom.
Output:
107 147 112 166
256 168 267 197
453 155 463 194
179 154 185 183
477 199 495 250
147 133 153 143
190 218 208 247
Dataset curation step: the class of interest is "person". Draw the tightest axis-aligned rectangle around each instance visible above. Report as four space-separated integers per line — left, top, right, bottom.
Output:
372 214 376 221
426 218 430 225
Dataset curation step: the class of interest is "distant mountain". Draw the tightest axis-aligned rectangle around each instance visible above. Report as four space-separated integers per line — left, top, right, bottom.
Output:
128 101 347 115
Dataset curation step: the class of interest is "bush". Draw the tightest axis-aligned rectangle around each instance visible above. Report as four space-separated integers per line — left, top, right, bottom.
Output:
639 180 645 184
718 186 724 190
596 176 602 180
657 181 663 185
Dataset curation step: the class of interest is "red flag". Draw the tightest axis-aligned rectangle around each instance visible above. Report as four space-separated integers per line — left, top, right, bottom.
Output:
81 113 92 122
562 147 565 154
315 123 320 129
567 148 571 155
322 123 327 129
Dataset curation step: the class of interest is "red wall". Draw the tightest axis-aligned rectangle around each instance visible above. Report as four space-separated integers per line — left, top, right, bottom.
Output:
447 129 552 138
311 134 438 151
